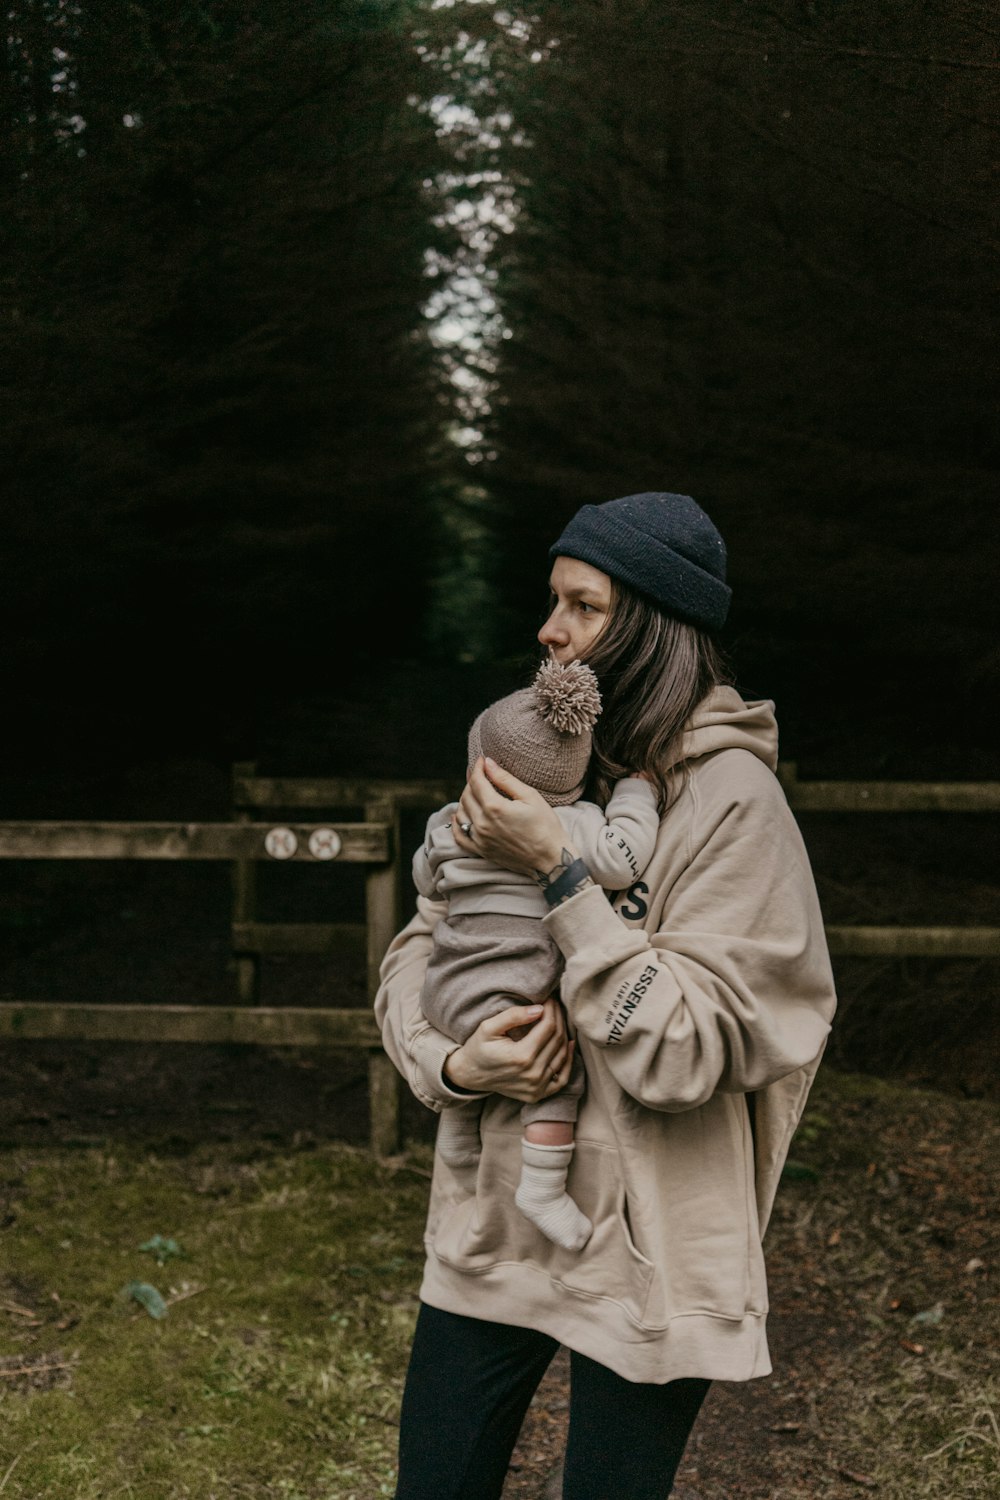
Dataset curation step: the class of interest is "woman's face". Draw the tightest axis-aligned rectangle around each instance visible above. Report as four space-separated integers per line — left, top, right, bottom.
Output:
538 556 613 664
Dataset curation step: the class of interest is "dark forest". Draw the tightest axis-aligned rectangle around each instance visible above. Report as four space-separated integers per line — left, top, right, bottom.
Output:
3 1 997 777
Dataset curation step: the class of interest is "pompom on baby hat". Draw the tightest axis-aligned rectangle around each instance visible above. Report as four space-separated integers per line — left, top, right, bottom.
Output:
467 659 602 807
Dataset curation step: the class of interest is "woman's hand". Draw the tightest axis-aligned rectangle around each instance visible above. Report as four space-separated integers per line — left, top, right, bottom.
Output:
452 757 570 878
443 997 575 1103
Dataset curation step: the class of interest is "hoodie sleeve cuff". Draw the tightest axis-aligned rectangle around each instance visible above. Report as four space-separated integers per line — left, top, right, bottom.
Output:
542 880 640 964
412 1028 490 1107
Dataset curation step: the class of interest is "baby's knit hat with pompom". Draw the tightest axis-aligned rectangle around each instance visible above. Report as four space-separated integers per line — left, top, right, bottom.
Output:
467 659 602 806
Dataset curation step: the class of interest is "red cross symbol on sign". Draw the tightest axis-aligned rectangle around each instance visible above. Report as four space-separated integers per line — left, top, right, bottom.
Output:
308 828 342 861
264 826 298 860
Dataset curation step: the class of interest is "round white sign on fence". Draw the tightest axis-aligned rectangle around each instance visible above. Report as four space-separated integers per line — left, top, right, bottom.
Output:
264 826 298 860
308 828 342 861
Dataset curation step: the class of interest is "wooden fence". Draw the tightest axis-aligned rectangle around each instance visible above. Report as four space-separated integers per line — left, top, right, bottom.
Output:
0 762 997 1154
777 764 1000 959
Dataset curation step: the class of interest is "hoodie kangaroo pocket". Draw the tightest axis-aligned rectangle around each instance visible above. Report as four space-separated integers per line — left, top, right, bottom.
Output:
429 1137 655 1326
553 1145 655 1324
615 1091 761 1326
429 1130 539 1271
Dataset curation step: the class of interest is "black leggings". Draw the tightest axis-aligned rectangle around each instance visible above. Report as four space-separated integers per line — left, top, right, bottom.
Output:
394 1303 709 1500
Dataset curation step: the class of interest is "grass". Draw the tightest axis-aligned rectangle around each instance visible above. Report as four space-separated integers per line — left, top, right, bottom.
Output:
0 1137 433 1499
1 1070 997 1499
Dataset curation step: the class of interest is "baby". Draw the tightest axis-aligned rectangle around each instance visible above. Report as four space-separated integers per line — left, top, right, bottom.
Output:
413 659 660 1253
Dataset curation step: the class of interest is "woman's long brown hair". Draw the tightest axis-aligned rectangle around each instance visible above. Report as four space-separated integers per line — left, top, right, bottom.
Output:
577 578 733 814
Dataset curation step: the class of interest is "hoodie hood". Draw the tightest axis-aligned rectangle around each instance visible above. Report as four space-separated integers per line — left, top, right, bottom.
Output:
668 685 779 772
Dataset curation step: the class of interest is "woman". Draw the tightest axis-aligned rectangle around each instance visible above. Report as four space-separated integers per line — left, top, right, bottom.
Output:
375 491 837 1500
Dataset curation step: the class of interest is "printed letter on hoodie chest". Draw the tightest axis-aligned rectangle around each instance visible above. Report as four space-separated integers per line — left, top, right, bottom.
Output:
608 879 649 922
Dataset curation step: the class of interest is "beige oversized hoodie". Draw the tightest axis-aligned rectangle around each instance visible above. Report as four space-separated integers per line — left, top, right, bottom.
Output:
374 687 837 1384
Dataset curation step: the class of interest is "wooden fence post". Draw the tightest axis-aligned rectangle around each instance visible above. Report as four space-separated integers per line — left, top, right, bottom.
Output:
366 796 402 1156
231 761 259 1004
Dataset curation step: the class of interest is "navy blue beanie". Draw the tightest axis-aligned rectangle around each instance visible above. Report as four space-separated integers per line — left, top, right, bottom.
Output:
549 491 731 631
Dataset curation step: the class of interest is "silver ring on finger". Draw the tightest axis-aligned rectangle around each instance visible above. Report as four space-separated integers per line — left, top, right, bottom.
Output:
459 820 473 837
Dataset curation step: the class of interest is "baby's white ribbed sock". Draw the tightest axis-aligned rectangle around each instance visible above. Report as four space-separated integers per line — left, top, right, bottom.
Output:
514 1141 592 1252
436 1102 483 1168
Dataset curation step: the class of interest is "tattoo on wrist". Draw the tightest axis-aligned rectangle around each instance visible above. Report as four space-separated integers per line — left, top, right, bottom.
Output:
534 848 577 890
534 851 595 908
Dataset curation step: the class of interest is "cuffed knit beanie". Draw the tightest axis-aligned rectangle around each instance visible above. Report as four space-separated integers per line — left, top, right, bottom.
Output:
467 659 602 806
549 491 731 630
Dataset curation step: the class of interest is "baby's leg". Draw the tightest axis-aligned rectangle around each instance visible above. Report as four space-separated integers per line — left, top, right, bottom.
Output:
421 913 567 1176
419 917 502 1170
436 1098 485 1168
520 1049 585 1136
515 1136 591 1253
515 1055 590 1251
524 1120 574 1146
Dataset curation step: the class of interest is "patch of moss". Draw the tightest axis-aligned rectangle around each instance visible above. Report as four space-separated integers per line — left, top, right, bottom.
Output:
0 1140 433 1498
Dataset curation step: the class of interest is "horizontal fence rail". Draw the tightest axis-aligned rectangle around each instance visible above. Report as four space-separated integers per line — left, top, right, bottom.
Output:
231 921 367 957
778 762 1000 813
2 766 997 1155
825 926 1000 958
0 822 388 862
231 774 459 810
0 1002 381 1048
